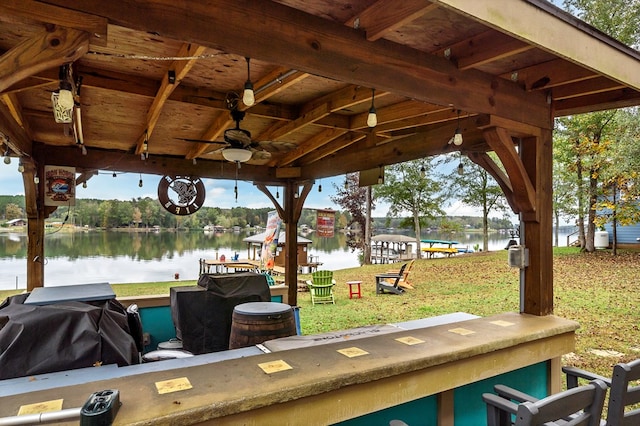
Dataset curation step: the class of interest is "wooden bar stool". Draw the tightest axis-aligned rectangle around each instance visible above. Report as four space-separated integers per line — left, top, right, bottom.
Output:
346 281 362 299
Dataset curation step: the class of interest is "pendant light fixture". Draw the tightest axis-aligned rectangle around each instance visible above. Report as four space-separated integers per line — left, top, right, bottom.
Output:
243 57 255 107
453 110 463 146
367 88 377 128
3 148 10 165
420 165 426 178
377 165 384 184
141 130 149 160
51 65 74 124
457 152 464 175
138 174 143 187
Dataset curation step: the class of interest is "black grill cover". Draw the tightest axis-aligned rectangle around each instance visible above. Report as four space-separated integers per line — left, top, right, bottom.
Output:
172 273 270 354
0 294 138 380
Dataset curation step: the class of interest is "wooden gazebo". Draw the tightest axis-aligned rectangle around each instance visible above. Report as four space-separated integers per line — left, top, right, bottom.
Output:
1 0 640 313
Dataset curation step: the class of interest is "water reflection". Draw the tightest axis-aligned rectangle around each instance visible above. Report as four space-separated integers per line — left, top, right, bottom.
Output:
0 229 569 290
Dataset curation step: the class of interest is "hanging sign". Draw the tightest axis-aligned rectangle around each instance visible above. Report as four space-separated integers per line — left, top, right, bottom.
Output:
261 210 282 270
44 165 76 206
157 175 206 215
316 209 335 238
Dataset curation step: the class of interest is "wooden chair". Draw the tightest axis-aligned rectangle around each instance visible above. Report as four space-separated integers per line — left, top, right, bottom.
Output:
375 263 406 295
305 270 336 304
385 259 415 289
563 358 640 425
482 379 608 426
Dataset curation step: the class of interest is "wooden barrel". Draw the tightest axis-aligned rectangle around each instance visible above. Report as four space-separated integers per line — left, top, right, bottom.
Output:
229 302 296 349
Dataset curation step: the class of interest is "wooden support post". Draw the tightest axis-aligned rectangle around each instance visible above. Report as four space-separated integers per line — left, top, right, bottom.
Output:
521 129 554 315
22 159 44 291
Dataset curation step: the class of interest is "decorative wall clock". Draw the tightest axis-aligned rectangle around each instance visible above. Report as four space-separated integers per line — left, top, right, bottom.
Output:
157 175 206 215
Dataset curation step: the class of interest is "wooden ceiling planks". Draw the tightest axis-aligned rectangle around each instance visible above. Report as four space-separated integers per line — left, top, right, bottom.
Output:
0 0 637 181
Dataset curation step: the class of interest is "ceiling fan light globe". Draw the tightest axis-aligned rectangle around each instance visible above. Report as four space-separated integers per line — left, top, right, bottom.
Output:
222 147 252 163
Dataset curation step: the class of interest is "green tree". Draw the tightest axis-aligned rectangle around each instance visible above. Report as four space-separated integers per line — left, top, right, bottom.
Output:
447 156 509 252
563 0 640 48
331 173 369 256
5 203 23 221
374 159 444 258
556 111 616 252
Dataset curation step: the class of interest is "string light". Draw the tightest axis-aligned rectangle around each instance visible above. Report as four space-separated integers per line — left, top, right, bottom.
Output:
82 181 87 188
138 174 143 187
420 165 426 178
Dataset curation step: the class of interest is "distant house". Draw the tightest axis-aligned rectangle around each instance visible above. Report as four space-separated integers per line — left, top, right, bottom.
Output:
6 218 26 227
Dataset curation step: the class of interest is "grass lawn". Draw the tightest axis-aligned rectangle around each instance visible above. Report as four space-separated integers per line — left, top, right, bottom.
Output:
2 247 638 380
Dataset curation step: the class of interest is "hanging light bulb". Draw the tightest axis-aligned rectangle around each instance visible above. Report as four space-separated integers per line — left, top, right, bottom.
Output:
377 165 383 184
82 181 87 189
242 57 255 107
453 110 463 146
34 176 39 184
17 161 24 173
420 165 426 178
318 180 322 193
138 174 143 187
192 158 197 165
141 130 149 161
3 149 10 165
457 162 464 175
112 172 117 178
80 144 87 155
367 88 377 128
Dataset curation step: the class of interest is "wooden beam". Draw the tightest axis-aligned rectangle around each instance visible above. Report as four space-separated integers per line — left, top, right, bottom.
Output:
435 0 640 91
297 132 367 166
34 144 284 183
554 89 640 117
41 0 550 128
345 0 438 41
276 128 349 167
482 127 536 215
0 100 32 156
0 0 108 46
350 101 448 131
467 152 518 212
135 43 207 154
253 68 310 103
551 76 625 101
0 26 89 93
521 132 554 315
505 58 597 91
446 30 534 70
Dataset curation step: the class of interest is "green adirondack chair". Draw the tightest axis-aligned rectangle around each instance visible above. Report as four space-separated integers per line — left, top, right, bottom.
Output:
306 270 336 305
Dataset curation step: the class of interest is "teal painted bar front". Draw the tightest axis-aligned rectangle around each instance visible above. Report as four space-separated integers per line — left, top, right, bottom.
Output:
137 294 291 352
336 362 547 426
138 305 175 352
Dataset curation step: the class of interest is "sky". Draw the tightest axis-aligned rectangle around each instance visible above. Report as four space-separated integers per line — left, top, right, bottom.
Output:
0 158 492 218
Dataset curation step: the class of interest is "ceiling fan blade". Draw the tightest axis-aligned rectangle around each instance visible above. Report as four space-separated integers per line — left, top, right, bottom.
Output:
175 137 228 145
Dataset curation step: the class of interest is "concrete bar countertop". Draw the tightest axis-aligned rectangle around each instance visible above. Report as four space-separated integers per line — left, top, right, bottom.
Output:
0 312 579 425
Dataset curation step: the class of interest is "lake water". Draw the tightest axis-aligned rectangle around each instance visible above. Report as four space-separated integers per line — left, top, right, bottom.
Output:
0 228 573 290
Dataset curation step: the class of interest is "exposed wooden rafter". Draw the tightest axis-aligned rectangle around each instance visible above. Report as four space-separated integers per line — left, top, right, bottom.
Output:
135 43 207 154
0 25 89 93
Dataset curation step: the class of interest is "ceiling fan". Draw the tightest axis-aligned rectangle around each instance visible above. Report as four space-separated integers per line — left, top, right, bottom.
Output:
178 104 272 163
